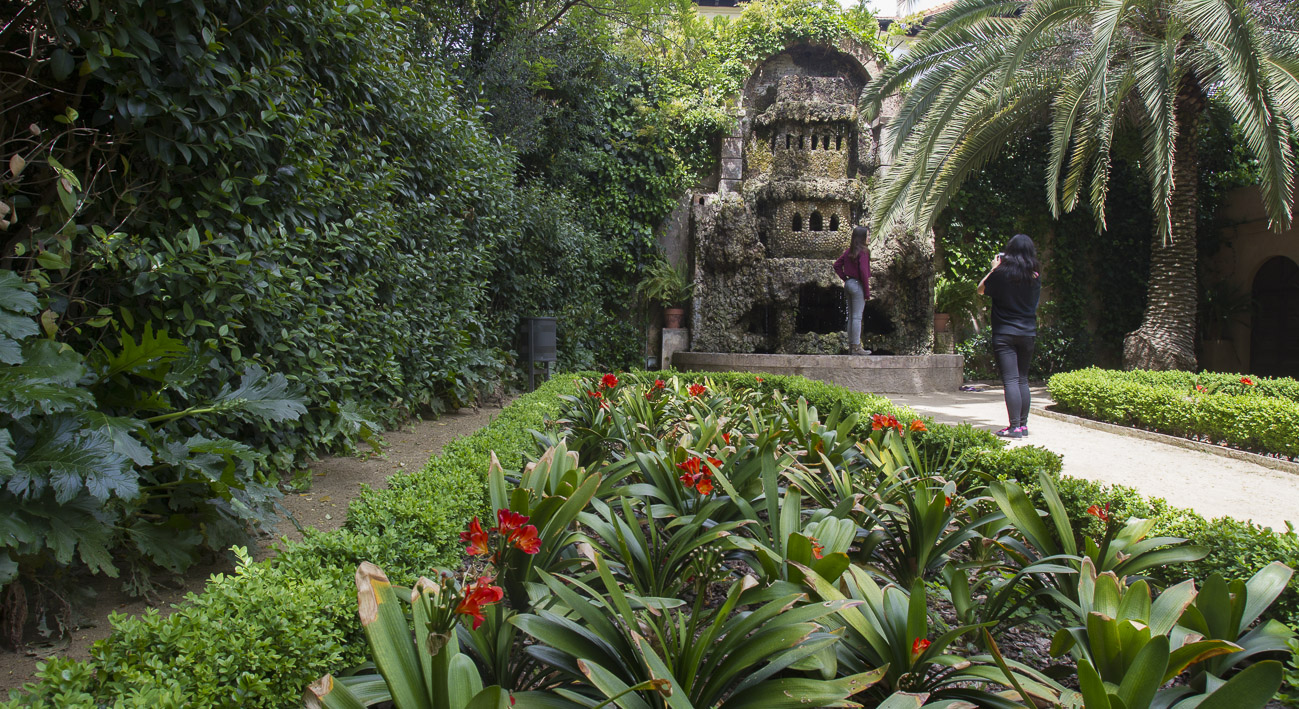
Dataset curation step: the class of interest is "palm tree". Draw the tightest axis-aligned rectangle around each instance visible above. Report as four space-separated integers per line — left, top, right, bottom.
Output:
865 0 1299 370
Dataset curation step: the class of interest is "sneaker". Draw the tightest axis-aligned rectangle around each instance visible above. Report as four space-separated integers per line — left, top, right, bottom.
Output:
995 426 1023 439
1016 426 1029 437
850 346 871 355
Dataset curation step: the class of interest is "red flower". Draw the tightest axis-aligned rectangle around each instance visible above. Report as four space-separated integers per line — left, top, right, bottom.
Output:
809 536 824 560
1241 377 1255 386
688 383 707 397
1196 385 1206 392
645 391 654 399
696 477 715 495
676 456 703 475
909 419 927 433
496 509 529 536
509 525 541 554
460 517 491 556
755 377 764 383
455 576 504 630
599 400 609 411
912 638 931 657
1086 503 1110 523
654 379 666 389
944 495 952 508
587 390 602 399
706 456 723 470
871 414 903 433
722 432 731 445
601 373 619 389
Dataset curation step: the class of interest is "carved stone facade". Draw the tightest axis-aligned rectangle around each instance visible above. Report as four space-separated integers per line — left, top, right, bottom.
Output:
688 39 934 355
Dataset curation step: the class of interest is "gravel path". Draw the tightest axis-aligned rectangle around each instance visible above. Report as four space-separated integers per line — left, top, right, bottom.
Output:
890 386 1299 531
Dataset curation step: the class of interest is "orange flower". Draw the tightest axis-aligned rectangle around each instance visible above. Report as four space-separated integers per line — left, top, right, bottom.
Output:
688 383 707 397
1196 385 1206 392
809 536 824 560
909 419 927 433
722 432 731 445
601 373 619 389
654 379 666 389
755 377 764 383
695 477 714 495
460 517 490 556
911 638 931 657
944 495 951 508
1241 377 1255 386
706 456 723 469
588 390 602 399
871 414 903 433
509 525 541 554
496 509 529 536
676 456 702 475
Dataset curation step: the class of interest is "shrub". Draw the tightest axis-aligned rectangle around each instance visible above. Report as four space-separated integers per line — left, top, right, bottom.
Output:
1049 367 1299 458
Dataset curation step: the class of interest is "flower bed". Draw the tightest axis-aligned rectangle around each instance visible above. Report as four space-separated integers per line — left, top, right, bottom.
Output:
5 371 1296 707
1048 367 1299 460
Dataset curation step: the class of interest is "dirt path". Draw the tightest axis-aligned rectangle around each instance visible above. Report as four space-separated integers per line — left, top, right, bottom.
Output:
0 405 505 693
891 386 1299 530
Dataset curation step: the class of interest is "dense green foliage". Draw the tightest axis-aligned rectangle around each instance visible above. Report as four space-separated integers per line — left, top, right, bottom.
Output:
0 0 710 622
1049 368 1299 458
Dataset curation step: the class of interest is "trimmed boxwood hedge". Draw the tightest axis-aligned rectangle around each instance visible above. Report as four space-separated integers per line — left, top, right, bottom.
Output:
1049 367 1299 459
5 370 1295 707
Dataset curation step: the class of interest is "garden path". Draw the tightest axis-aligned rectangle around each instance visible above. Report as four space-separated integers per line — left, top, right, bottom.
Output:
0 404 507 693
889 387 1299 531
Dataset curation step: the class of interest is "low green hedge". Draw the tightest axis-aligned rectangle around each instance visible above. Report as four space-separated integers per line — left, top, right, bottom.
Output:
1049 367 1299 459
5 369 1291 706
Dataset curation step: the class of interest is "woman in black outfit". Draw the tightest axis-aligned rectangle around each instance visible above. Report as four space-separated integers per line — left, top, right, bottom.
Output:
977 234 1041 439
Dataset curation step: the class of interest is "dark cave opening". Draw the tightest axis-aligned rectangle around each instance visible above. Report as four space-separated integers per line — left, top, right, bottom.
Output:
794 284 846 335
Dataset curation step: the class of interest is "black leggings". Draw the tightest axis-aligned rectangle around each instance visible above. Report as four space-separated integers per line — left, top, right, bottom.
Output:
993 333 1035 428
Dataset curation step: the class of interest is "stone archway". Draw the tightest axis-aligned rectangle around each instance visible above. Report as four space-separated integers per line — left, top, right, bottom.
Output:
1250 255 1299 377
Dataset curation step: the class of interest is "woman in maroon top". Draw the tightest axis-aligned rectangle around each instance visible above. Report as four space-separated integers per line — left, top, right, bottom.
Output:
833 226 872 355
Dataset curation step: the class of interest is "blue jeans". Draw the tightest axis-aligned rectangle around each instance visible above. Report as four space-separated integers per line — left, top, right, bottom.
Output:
844 278 864 348
993 333 1035 427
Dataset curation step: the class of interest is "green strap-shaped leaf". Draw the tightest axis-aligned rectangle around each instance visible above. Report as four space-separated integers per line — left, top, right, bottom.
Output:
1116 634 1168 709
1192 659 1283 709
355 563 432 709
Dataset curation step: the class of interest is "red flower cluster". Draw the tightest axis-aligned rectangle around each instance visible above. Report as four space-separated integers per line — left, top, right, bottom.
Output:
871 414 904 433
587 390 602 399
677 455 722 495
459 510 542 559
645 378 668 400
1241 377 1255 386
654 379 666 390
1086 502 1110 523
909 419 927 433
1196 385 1206 392
722 432 731 445
911 638 931 656
454 576 504 630
600 373 619 389
688 383 707 397
808 536 825 560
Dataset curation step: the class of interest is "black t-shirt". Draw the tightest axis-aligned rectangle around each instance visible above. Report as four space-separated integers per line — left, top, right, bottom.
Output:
984 269 1040 336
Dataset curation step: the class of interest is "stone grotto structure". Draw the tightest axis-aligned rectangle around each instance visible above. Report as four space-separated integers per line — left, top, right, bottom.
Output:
666 37 963 393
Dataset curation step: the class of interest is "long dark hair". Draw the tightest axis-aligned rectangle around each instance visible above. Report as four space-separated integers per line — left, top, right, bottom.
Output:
849 225 870 256
1000 233 1038 282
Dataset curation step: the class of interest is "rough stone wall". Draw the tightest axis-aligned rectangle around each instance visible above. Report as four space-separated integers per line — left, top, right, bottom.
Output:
687 38 934 356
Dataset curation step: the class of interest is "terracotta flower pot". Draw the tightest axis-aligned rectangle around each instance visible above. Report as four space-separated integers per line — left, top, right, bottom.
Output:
934 313 951 334
664 308 685 329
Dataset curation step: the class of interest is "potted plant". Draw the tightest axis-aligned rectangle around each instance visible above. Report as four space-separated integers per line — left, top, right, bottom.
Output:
638 256 694 329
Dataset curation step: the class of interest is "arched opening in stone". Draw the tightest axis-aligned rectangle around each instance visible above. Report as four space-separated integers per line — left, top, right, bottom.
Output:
1251 255 1299 377
810 135 817 150
794 284 845 335
861 301 897 337
836 135 843 150
822 136 831 150
798 135 805 150
829 214 840 231
809 211 823 231
786 134 792 149
791 213 802 231
739 303 773 347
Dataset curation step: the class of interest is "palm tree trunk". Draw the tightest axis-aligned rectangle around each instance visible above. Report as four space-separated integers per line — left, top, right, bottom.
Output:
1122 82 1203 371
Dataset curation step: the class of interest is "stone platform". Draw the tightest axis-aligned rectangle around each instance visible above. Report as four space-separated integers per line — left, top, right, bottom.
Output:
672 352 964 394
